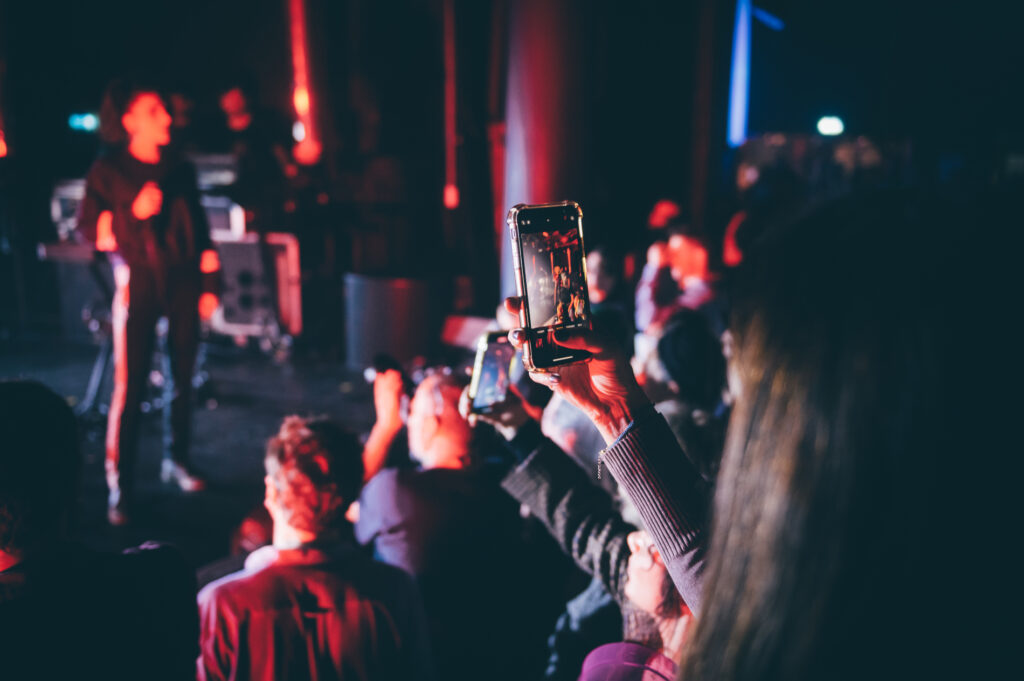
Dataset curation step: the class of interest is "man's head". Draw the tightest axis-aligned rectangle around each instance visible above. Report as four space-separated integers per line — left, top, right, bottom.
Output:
99 78 171 148
624 530 687 620
407 370 472 469
263 416 363 538
0 382 79 561
586 245 623 304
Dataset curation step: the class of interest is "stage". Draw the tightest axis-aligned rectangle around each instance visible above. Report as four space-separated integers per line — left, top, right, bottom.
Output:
0 338 376 570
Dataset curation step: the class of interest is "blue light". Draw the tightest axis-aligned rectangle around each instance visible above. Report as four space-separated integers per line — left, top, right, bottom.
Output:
727 0 751 148
68 113 99 132
817 116 844 136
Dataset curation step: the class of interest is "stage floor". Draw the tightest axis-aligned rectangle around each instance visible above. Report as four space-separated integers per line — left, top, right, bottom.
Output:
0 338 376 570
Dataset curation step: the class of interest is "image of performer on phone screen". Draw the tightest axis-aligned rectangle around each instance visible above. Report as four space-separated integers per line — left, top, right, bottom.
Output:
522 229 589 328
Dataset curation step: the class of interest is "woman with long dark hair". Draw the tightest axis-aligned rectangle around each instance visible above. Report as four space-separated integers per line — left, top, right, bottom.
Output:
508 186 985 680
78 78 219 525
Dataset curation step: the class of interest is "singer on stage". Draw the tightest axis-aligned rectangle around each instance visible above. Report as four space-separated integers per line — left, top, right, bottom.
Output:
77 79 220 525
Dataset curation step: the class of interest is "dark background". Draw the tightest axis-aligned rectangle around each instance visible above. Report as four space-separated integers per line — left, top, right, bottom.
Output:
1 0 1021 336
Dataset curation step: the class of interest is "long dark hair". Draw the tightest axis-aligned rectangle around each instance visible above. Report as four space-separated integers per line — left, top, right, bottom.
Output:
681 190 968 680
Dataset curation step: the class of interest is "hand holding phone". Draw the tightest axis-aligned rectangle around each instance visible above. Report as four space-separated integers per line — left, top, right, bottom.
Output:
504 296 649 446
507 201 593 371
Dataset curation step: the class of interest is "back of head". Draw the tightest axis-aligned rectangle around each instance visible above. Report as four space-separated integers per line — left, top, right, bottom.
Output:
265 417 363 536
656 309 725 412
683 189 970 681
0 381 79 556
408 369 473 467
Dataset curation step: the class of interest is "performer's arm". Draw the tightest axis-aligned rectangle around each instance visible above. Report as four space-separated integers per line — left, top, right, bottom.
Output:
77 165 115 250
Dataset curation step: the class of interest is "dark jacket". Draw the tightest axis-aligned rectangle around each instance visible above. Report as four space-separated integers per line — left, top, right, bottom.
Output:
78 149 211 269
1 541 198 681
500 431 635 602
196 543 432 681
355 464 544 681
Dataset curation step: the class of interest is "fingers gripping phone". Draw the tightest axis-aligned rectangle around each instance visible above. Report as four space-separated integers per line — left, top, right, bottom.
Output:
468 331 519 414
507 201 593 371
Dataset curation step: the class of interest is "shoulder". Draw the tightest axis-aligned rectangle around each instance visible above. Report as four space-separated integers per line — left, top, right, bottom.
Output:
84 152 122 184
362 467 417 500
196 561 267 616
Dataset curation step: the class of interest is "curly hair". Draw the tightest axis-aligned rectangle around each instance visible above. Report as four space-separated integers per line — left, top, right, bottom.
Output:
264 416 363 535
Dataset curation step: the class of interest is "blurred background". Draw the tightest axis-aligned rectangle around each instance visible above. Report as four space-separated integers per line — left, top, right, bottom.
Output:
2 0 1020 357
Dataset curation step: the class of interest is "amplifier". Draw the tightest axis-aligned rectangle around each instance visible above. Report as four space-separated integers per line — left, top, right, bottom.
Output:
210 233 301 338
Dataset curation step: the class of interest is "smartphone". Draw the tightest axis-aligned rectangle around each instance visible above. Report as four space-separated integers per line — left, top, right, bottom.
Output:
507 201 593 371
468 331 518 414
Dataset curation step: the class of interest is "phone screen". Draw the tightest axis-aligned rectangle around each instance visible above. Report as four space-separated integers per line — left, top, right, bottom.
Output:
518 205 590 332
471 333 518 411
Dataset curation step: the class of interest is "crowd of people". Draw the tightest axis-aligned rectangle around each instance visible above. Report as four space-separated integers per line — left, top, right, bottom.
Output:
0 78 1008 681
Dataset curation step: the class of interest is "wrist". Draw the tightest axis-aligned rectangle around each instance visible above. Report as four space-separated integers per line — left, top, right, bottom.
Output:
592 391 651 445
373 415 403 433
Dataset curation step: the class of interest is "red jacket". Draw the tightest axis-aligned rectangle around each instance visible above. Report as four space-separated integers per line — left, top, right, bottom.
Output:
197 543 433 681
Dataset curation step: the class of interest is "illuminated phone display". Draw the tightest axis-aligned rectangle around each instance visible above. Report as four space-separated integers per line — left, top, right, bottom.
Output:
469 332 518 414
508 201 593 371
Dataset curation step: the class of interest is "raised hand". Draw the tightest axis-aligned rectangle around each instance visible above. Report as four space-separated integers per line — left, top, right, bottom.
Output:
504 297 649 444
458 383 533 441
131 181 163 220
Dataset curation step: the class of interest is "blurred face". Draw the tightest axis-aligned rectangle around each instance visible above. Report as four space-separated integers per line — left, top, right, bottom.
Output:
122 93 171 148
624 530 669 616
667 234 709 283
219 87 248 116
586 251 606 302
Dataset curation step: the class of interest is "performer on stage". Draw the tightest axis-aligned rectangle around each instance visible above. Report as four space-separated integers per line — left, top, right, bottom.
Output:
77 79 220 525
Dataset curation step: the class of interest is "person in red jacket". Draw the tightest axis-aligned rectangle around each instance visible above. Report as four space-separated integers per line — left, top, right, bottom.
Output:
77 78 220 525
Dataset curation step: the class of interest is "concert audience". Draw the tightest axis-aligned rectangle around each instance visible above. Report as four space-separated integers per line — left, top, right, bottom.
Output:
7 69 1003 680
196 415 432 681
0 381 198 681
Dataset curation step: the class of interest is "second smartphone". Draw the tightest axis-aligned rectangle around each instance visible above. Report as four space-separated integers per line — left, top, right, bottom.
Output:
467 331 519 414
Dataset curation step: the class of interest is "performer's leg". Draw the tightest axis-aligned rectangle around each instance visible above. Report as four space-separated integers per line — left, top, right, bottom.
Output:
160 270 204 490
105 265 158 522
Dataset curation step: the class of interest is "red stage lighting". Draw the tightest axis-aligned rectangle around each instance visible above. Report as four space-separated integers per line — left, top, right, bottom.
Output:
444 184 460 209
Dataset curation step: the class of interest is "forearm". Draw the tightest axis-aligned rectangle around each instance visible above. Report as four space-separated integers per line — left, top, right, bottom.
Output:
599 404 708 614
500 433 633 599
362 420 403 482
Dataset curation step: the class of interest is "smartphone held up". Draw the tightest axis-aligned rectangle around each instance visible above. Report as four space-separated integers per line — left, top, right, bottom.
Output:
467 331 518 414
507 201 593 371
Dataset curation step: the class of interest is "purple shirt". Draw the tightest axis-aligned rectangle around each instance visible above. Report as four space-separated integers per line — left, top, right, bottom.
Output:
578 642 678 681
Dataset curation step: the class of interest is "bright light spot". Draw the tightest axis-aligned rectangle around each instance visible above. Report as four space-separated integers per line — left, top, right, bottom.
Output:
293 87 310 116
817 116 844 136
69 113 99 132
0 131 7 158
443 184 460 209
293 138 322 166
292 121 306 142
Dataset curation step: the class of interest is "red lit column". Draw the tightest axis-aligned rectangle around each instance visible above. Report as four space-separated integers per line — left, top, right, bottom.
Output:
289 0 321 165
499 0 587 299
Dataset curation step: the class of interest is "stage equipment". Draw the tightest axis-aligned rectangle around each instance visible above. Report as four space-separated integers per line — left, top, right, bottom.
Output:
210 232 302 340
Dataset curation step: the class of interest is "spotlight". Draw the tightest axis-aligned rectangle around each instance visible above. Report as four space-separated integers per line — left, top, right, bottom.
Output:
817 116 844 136
69 113 99 132
292 121 306 142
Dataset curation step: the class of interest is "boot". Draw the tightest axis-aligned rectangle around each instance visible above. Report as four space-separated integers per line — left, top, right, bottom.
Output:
161 459 207 492
106 462 131 526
